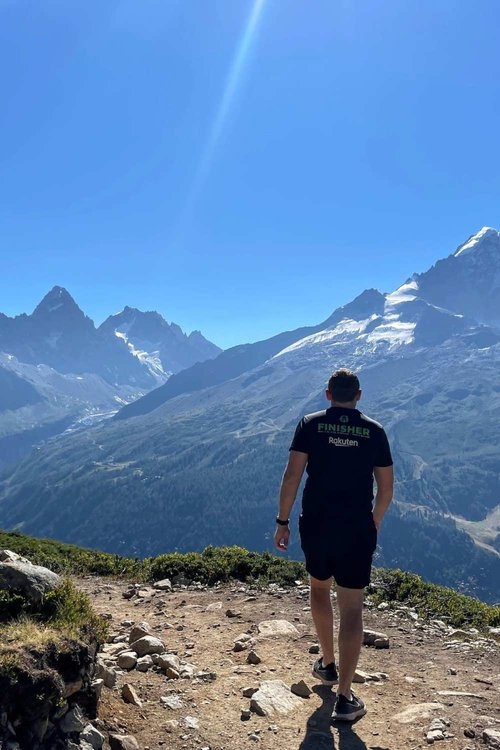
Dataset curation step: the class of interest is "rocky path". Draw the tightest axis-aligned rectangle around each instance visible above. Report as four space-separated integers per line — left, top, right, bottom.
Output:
76 576 500 750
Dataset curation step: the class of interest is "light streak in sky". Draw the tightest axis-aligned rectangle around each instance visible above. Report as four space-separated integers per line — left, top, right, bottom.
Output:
175 0 267 248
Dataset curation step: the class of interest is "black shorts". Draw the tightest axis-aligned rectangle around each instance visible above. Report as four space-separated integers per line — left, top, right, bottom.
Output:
299 513 377 588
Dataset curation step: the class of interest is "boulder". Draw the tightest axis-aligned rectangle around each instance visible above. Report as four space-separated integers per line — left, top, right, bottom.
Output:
0 550 31 565
0 561 61 604
129 635 165 657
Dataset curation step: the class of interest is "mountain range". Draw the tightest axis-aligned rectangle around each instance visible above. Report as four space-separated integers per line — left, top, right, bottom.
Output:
1 228 500 601
0 288 221 468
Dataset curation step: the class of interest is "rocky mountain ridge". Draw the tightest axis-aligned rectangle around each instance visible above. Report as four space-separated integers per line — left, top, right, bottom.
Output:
0 288 221 469
1 229 500 599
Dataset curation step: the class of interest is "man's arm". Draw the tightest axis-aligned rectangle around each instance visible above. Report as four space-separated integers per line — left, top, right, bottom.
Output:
372 465 394 531
274 450 308 551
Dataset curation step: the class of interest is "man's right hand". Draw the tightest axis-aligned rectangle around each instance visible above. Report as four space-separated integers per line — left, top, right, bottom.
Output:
274 525 290 552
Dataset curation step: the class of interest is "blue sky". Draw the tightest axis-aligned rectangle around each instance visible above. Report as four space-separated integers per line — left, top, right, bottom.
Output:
1 0 500 349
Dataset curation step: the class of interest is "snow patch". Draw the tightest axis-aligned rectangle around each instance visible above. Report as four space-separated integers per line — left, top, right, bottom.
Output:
114 329 168 383
385 279 419 307
273 316 376 358
454 227 499 257
366 320 416 347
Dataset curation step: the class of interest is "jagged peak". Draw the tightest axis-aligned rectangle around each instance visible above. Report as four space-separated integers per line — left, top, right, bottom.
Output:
109 306 166 323
32 286 84 317
454 227 500 258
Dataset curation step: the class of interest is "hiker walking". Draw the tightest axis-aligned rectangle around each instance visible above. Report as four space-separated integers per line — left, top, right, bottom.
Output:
275 368 393 721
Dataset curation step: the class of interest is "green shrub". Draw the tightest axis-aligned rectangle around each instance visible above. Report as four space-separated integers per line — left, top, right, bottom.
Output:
146 545 306 586
370 568 500 629
0 580 108 644
0 530 143 579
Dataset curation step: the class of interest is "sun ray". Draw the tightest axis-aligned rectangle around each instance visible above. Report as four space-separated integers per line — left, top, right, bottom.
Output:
174 0 267 250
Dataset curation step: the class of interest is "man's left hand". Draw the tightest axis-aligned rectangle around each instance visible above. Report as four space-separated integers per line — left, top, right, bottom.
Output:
274 525 290 551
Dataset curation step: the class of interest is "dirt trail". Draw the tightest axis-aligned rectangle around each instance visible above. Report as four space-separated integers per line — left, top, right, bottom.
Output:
76 576 500 750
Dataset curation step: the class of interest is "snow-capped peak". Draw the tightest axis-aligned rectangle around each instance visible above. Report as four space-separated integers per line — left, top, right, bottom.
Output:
454 227 500 257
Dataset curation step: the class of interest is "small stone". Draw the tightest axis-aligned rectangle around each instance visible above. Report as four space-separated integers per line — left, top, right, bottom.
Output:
308 644 320 654
250 680 303 717
429 719 447 731
247 650 262 665
426 729 445 742
81 724 106 750
164 719 179 731
161 695 183 710
183 716 199 729
226 609 241 617
464 728 475 739
62 677 83 697
108 734 140 750
59 706 86 734
165 667 181 679
241 709 252 721
363 629 390 648
117 652 138 670
196 670 217 682
128 622 152 643
291 680 312 698
243 687 258 698
122 683 142 707
94 663 118 689
257 620 299 637
91 679 104 700
136 655 153 672
483 728 500 749
153 578 172 591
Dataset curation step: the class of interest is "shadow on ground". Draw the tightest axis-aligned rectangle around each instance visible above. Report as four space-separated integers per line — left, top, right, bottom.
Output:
298 686 369 750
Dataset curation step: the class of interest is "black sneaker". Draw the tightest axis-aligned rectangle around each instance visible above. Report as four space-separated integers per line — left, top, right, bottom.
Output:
332 692 367 721
312 658 338 686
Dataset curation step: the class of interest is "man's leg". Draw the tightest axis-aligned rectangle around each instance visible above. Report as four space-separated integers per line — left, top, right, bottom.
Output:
309 575 335 666
336 585 364 699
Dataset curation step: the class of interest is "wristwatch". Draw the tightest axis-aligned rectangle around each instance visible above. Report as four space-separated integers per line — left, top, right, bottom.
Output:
275 517 289 526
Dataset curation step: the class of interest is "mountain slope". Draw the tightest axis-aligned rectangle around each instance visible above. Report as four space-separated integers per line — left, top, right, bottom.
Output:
98 306 221 383
1 230 500 600
0 288 222 468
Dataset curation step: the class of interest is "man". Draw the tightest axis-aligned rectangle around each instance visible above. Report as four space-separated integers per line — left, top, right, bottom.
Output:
274 368 393 721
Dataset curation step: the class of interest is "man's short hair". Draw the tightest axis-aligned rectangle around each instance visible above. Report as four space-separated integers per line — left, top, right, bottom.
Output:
327 368 360 403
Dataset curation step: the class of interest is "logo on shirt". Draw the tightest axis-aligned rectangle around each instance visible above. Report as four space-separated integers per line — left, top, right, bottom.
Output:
317 423 370 438
329 437 359 447
339 415 349 423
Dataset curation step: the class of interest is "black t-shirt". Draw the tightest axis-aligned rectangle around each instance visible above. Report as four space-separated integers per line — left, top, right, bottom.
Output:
290 406 393 519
